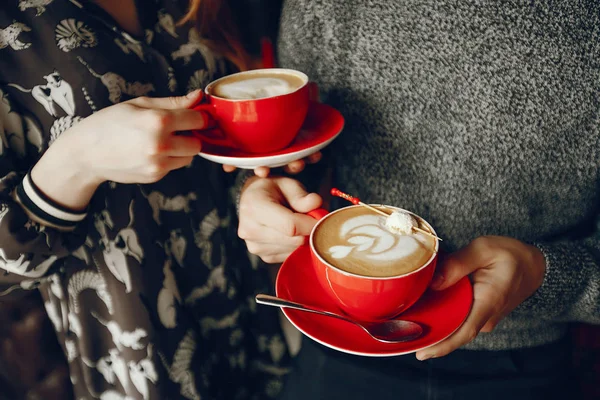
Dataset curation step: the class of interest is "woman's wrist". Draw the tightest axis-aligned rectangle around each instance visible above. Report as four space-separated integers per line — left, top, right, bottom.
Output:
31 134 104 211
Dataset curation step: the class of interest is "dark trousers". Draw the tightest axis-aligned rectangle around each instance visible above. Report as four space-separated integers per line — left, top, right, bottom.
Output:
279 336 579 400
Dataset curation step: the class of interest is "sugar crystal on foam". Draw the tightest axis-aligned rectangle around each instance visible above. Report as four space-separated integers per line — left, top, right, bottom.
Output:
385 211 418 235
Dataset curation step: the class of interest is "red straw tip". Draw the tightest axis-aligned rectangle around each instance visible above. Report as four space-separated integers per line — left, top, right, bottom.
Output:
331 188 361 205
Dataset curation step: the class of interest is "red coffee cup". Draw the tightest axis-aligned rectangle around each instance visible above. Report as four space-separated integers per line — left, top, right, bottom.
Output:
307 206 439 322
193 68 310 154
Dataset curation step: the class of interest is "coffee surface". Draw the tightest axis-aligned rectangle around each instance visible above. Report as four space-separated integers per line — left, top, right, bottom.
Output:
313 207 436 277
211 71 305 100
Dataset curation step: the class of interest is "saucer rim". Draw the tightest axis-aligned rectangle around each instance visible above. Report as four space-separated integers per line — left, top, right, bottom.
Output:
197 130 340 169
279 306 468 357
276 246 473 357
197 102 344 167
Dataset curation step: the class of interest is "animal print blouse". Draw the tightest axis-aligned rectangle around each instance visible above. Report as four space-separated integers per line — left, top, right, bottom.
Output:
0 1 289 399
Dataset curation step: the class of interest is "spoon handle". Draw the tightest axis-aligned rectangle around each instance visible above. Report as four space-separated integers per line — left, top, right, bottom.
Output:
255 294 355 324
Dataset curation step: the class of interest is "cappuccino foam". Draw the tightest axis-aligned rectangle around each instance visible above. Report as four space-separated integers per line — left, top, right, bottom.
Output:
211 72 305 100
313 207 436 277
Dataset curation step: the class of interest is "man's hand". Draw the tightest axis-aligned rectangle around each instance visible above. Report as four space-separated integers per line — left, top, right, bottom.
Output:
415 236 546 360
238 176 322 263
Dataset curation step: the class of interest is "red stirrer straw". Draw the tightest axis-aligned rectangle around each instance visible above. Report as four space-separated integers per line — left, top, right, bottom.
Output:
330 188 442 241
330 188 361 205
330 188 389 217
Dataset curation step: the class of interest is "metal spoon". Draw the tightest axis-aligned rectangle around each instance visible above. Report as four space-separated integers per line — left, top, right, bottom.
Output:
255 294 423 343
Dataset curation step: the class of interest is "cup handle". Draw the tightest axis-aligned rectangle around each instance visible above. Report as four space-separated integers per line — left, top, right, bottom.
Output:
192 104 238 148
306 208 329 220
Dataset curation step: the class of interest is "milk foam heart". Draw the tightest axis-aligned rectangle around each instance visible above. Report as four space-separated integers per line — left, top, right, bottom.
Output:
333 215 422 261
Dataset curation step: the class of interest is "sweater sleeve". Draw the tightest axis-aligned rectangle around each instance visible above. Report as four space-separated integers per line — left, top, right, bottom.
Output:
512 234 600 324
0 109 88 297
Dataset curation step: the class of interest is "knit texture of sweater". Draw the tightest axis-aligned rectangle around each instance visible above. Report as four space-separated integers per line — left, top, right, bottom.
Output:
277 0 600 350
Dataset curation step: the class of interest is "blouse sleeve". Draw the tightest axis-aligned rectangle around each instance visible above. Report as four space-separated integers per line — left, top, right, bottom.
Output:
0 102 88 294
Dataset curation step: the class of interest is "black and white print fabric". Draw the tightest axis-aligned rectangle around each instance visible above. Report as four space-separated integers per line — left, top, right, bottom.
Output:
0 1 290 399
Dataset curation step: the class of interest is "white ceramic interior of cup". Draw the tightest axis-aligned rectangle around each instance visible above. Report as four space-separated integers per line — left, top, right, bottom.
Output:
309 205 440 280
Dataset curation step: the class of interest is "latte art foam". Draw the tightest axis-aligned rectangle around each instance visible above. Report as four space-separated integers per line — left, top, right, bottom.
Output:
213 78 293 99
210 72 306 100
329 214 421 261
313 207 436 277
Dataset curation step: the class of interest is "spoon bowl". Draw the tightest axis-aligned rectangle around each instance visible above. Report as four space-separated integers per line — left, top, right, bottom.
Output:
255 294 423 343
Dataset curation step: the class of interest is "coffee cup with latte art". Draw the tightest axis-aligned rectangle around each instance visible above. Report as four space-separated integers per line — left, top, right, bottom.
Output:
192 68 309 153
306 205 439 322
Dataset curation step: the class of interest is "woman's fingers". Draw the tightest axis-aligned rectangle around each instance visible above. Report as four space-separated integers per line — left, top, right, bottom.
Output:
307 152 322 164
141 108 209 134
128 90 203 110
283 160 306 174
164 156 195 172
253 167 271 178
224 152 323 176
163 135 202 156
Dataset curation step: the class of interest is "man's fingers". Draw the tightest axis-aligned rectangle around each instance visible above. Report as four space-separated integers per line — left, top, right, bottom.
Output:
480 318 499 333
223 165 237 173
480 297 514 332
431 242 489 291
415 291 498 360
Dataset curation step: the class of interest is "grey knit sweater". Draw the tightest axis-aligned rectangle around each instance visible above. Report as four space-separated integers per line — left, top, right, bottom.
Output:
277 0 600 350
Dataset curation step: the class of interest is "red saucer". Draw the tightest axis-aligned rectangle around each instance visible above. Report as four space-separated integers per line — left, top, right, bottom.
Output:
198 102 344 169
276 246 473 357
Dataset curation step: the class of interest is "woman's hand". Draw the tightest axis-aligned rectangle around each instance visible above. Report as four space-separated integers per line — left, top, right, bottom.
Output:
415 236 546 361
31 90 208 210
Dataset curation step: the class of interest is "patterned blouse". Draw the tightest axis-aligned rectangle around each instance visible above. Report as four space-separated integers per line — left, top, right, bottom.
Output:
0 1 289 399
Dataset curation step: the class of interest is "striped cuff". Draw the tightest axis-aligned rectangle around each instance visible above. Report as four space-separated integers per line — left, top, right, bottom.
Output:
14 172 87 231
